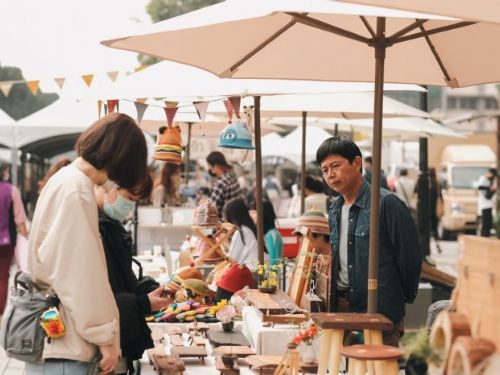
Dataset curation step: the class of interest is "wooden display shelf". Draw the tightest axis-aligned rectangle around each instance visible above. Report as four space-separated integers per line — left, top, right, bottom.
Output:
212 346 255 358
245 289 301 315
170 346 208 364
215 356 240 374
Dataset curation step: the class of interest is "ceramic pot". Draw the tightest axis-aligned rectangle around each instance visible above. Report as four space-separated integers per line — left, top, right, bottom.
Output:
258 286 277 294
301 344 316 363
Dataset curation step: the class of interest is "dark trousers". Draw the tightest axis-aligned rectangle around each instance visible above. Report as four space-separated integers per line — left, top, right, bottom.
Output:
0 245 15 314
481 208 493 237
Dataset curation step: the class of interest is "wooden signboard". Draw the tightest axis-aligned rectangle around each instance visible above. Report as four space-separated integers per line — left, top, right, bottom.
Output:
288 227 315 307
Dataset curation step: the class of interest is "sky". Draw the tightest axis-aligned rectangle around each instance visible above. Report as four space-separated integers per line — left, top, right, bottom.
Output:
0 1 152 83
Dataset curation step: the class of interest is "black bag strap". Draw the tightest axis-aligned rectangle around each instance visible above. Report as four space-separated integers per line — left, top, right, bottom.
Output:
131 257 143 280
14 271 36 293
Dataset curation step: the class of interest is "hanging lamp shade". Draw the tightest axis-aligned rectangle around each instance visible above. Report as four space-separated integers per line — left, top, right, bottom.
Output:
218 120 255 150
153 125 183 163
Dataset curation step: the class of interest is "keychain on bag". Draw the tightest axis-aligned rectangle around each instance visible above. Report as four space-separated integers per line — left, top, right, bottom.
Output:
40 306 66 339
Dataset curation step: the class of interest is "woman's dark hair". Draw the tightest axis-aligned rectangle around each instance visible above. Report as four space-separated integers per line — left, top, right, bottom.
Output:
316 136 362 170
38 157 71 191
262 200 277 235
304 175 324 194
75 113 148 189
224 198 257 245
130 172 153 200
206 151 231 169
158 162 180 198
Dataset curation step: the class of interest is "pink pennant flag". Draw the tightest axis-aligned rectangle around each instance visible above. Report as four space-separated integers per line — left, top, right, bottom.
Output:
164 106 179 127
193 101 209 121
135 102 148 124
223 100 234 123
107 99 118 113
106 71 119 82
228 96 241 118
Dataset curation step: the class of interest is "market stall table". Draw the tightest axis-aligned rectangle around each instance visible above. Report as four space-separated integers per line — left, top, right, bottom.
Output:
207 328 251 348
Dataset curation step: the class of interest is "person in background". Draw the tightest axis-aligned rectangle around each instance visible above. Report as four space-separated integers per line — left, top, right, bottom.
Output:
38 157 72 192
0 162 28 315
477 168 497 237
27 113 148 375
304 175 329 214
317 137 422 346
394 168 416 209
429 168 443 240
95 176 171 374
206 151 242 217
215 198 258 301
151 162 182 207
363 156 389 190
262 200 283 265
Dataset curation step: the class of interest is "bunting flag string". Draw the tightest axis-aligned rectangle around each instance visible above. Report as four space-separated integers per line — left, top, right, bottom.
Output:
107 99 119 113
134 102 148 124
223 100 234 123
193 101 209 121
228 96 241 119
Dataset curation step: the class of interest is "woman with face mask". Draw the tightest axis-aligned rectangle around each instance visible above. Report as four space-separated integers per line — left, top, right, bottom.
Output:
151 162 183 207
95 176 172 375
27 113 149 375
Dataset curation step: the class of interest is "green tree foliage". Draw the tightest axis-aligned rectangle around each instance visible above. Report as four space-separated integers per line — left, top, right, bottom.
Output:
0 64 58 120
139 0 223 65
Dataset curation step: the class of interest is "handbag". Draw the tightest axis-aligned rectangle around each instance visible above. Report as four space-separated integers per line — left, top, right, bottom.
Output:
0 271 58 363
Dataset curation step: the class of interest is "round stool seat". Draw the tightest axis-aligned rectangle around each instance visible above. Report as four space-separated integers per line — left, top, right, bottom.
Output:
339 344 404 361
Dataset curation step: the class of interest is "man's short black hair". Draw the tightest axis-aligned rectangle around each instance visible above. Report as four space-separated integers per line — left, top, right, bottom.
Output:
364 156 372 163
488 168 498 177
316 136 363 166
206 151 230 168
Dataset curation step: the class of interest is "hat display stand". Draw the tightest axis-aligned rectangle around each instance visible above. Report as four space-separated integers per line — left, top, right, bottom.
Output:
192 223 236 265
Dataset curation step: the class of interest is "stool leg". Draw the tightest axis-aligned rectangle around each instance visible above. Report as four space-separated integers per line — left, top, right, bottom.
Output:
348 357 355 374
354 359 367 375
383 360 400 375
317 329 332 375
364 330 384 375
328 329 344 375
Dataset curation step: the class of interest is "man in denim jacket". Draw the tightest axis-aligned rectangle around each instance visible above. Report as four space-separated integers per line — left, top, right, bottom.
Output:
317 137 422 346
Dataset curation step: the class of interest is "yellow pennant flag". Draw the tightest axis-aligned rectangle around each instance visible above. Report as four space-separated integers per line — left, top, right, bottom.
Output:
134 65 146 73
97 100 103 118
106 71 119 82
136 98 147 104
81 74 94 87
26 81 40 95
54 77 66 89
0 81 14 97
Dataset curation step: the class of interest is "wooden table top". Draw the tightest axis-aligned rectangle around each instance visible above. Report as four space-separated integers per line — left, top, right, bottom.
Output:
212 346 255 357
245 289 301 315
245 355 318 371
207 328 251 347
311 312 393 331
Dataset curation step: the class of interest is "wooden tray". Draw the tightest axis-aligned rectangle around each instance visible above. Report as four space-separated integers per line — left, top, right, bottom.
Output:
212 345 255 357
246 355 318 372
245 289 301 315
207 329 250 347
170 346 207 364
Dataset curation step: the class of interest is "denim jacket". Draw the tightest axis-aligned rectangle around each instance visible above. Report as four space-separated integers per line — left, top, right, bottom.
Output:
329 179 423 324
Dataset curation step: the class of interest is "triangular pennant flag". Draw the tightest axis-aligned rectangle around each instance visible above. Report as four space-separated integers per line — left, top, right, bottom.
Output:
164 106 179 127
26 80 40 95
223 100 234 122
134 65 146 73
136 98 147 104
104 103 108 115
97 100 103 118
0 81 14 97
193 101 209 121
106 71 119 82
164 101 178 109
228 96 241 118
107 99 118 113
135 102 148 124
54 77 66 89
81 74 94 87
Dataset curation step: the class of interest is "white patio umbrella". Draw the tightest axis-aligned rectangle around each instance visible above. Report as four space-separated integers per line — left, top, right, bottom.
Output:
102 0 500 315
337 0 500 24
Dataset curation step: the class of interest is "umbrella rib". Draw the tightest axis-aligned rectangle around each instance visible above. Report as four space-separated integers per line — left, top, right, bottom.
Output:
222 19 297 77
417 23 454 84
359 16 376 38
387 19 428 42
287 13 370 44
392 21 475 44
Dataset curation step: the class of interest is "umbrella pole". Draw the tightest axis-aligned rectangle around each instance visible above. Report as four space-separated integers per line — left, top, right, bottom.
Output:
300 111 307 214
254 96 265 265
367 17 387 314
185 122 192 185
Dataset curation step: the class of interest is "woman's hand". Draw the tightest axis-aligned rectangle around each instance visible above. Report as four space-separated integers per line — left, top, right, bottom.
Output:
148 286 173 312
98 342 119 374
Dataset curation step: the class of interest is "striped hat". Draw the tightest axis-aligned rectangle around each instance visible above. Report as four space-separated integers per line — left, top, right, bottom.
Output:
293 207 330 235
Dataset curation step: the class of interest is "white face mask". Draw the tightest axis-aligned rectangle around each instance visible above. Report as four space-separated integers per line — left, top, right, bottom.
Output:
100 179 118 192
103 190 135 222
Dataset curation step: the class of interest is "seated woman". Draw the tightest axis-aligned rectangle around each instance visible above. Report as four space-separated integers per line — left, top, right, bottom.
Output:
215 198 259 302
262 200 283 265
95 177 172 374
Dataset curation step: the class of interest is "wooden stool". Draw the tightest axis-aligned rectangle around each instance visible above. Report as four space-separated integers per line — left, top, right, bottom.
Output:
311 312 393 375
339 344 404 375
192 224 235 265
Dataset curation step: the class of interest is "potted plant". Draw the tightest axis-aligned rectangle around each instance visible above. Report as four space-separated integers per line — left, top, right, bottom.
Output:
216 304 237 332
256 262 280 293
292 323 319 363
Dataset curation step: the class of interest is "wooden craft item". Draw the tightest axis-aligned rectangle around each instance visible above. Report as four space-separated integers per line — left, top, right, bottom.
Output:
261 314 307 325
215 356 240 374
192 224 236 265
169 334 184 347
152 354 185 375
311 312 393 331
187 321 209 336
455 236 500 349
207 329 251 347
170 346 207 364
246 355 318 375
213 346 255 357
147 341 166 365
429 311 471 374
288 227 315 307
273 345 300 375
190 335 207 346
447 336 496 375
339 344 404 375
245 289 301 315
422 262 457 289
151 326 165 342
166 326 185 335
